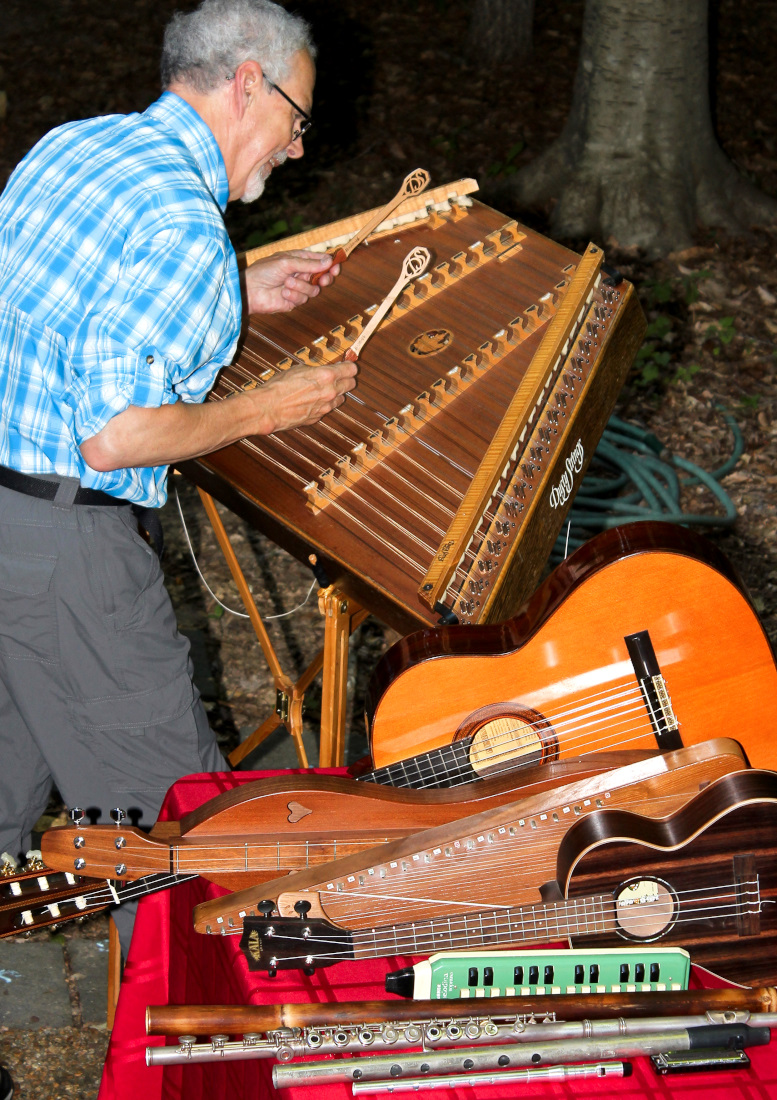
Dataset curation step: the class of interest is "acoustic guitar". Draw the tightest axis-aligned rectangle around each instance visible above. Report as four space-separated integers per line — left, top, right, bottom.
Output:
238 768 777 986
363 521 777 786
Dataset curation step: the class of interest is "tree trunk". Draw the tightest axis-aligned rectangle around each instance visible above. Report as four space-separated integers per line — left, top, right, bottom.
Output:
468 0 535 67
509 0 777 255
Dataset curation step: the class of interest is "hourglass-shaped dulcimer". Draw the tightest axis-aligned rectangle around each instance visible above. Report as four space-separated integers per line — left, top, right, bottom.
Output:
191 177 646 632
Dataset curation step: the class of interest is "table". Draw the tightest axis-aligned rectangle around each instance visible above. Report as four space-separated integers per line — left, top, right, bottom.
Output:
98 770 777 1100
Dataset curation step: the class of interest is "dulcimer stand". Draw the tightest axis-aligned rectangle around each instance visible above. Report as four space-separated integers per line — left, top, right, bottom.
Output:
195 487 369 768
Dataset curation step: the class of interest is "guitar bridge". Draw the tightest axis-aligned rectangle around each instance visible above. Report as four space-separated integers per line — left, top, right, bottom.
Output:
734 853 761 937
651 675 678 732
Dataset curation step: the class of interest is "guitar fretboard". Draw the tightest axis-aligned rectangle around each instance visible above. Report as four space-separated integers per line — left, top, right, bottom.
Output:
360 739 476 789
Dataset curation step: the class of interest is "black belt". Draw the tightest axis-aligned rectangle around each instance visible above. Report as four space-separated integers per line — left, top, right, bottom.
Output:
0 464 130 507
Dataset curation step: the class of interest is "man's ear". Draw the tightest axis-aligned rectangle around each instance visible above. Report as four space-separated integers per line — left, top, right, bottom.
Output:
230 59 266 119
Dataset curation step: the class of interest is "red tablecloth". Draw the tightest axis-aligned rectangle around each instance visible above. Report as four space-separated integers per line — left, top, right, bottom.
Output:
99 770 777 1100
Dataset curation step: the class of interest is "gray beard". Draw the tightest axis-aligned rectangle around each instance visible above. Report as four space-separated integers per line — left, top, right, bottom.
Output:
241 149 289 204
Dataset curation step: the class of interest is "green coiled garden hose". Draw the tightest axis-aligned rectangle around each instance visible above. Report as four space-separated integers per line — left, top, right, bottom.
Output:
550 409 743 563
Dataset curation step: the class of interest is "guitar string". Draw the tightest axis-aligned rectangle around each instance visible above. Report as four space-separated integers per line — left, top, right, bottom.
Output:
367 682 664 790
216 880 762 956
262 812 732 921
13 872 200 927
312 873 745 918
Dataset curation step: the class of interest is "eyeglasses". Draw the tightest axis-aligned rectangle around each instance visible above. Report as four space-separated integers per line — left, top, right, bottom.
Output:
268 81 313 142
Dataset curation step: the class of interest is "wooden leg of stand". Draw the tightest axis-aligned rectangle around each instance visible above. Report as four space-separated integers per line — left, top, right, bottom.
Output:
228 711 282 767
107 917 121 1029
319 591 358 767
196 489 287 682
288 693 309 768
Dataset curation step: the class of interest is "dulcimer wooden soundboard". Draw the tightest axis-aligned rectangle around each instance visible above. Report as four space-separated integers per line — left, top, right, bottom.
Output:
192 738 746 934
181 179 647 633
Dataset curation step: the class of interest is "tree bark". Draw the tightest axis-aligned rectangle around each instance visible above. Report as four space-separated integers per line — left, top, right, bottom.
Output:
468 0 535 67
509 0 777 255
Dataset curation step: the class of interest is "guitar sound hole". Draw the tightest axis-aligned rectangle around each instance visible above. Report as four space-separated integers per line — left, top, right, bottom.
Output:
454 704 557 775
614 877 677 941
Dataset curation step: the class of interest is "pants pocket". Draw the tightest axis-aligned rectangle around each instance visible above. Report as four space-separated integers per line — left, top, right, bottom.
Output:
0 550 58 661
68 670 208 819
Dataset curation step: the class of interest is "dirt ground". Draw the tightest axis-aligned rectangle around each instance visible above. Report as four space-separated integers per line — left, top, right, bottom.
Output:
0 0 775 1096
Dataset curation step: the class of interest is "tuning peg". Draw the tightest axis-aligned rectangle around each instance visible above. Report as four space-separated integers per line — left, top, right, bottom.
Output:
24 850 45 872
267 961 278 979
0 852 18 877
293 899 312 920
302 960 316 976
257 900 275 917
70 807 85 826
110 808 126 826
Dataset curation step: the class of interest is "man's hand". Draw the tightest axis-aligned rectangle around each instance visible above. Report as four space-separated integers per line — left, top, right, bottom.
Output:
242 249 341 315
256 359 358 433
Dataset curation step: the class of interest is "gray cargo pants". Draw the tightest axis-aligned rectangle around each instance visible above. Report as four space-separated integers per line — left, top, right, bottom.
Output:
0 481 225 951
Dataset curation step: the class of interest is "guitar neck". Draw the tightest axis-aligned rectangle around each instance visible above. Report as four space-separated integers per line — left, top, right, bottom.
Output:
350 893 617 960
361 740 477 788
1 869 196 938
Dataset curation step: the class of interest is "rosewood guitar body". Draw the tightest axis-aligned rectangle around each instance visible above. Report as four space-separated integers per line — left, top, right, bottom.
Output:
365 522 777 775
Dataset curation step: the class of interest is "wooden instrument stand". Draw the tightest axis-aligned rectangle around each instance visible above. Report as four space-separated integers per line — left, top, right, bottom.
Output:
197 488 368 768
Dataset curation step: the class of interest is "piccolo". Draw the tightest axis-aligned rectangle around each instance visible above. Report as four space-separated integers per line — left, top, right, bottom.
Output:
271 1023 772 1088
145 984 777 1036
351 1060 629 1094
145 1011 777 1068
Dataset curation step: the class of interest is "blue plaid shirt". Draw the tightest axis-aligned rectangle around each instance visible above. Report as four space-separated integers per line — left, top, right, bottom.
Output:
0 92 242 506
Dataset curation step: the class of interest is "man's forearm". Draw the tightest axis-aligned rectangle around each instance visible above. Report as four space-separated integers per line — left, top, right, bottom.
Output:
79 359 357 473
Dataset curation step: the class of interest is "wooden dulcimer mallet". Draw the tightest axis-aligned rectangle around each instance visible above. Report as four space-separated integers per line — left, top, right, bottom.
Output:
344 247 431 361
310 168 430 285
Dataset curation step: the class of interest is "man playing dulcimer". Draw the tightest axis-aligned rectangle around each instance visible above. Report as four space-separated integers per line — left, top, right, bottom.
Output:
0 0 356 957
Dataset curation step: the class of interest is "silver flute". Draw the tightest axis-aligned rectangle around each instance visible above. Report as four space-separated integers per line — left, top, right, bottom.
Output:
270 1023 773 1088
351 1060 628 1094
145 1009 776 1068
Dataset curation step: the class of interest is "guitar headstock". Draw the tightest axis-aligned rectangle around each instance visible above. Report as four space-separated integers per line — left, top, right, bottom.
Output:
40 819 166 880
0 865 108 937
239 909 354 975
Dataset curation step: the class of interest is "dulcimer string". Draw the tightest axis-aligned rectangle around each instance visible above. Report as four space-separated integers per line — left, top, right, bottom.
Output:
216 344 504 590
239 321 491 493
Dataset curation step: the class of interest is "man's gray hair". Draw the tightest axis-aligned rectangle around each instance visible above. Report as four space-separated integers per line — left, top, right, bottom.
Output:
161 0 316 93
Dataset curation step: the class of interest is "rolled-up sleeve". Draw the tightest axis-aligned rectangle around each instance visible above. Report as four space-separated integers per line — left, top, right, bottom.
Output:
66 225 238 445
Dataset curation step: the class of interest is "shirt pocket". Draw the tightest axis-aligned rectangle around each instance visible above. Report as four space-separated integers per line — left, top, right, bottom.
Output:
0 551 58 662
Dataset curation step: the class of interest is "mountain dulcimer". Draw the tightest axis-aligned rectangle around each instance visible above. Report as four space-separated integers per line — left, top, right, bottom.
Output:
363 521 777 781
181 178 646 633
236 768 777 987
191 738 747 934
39 741 738 892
